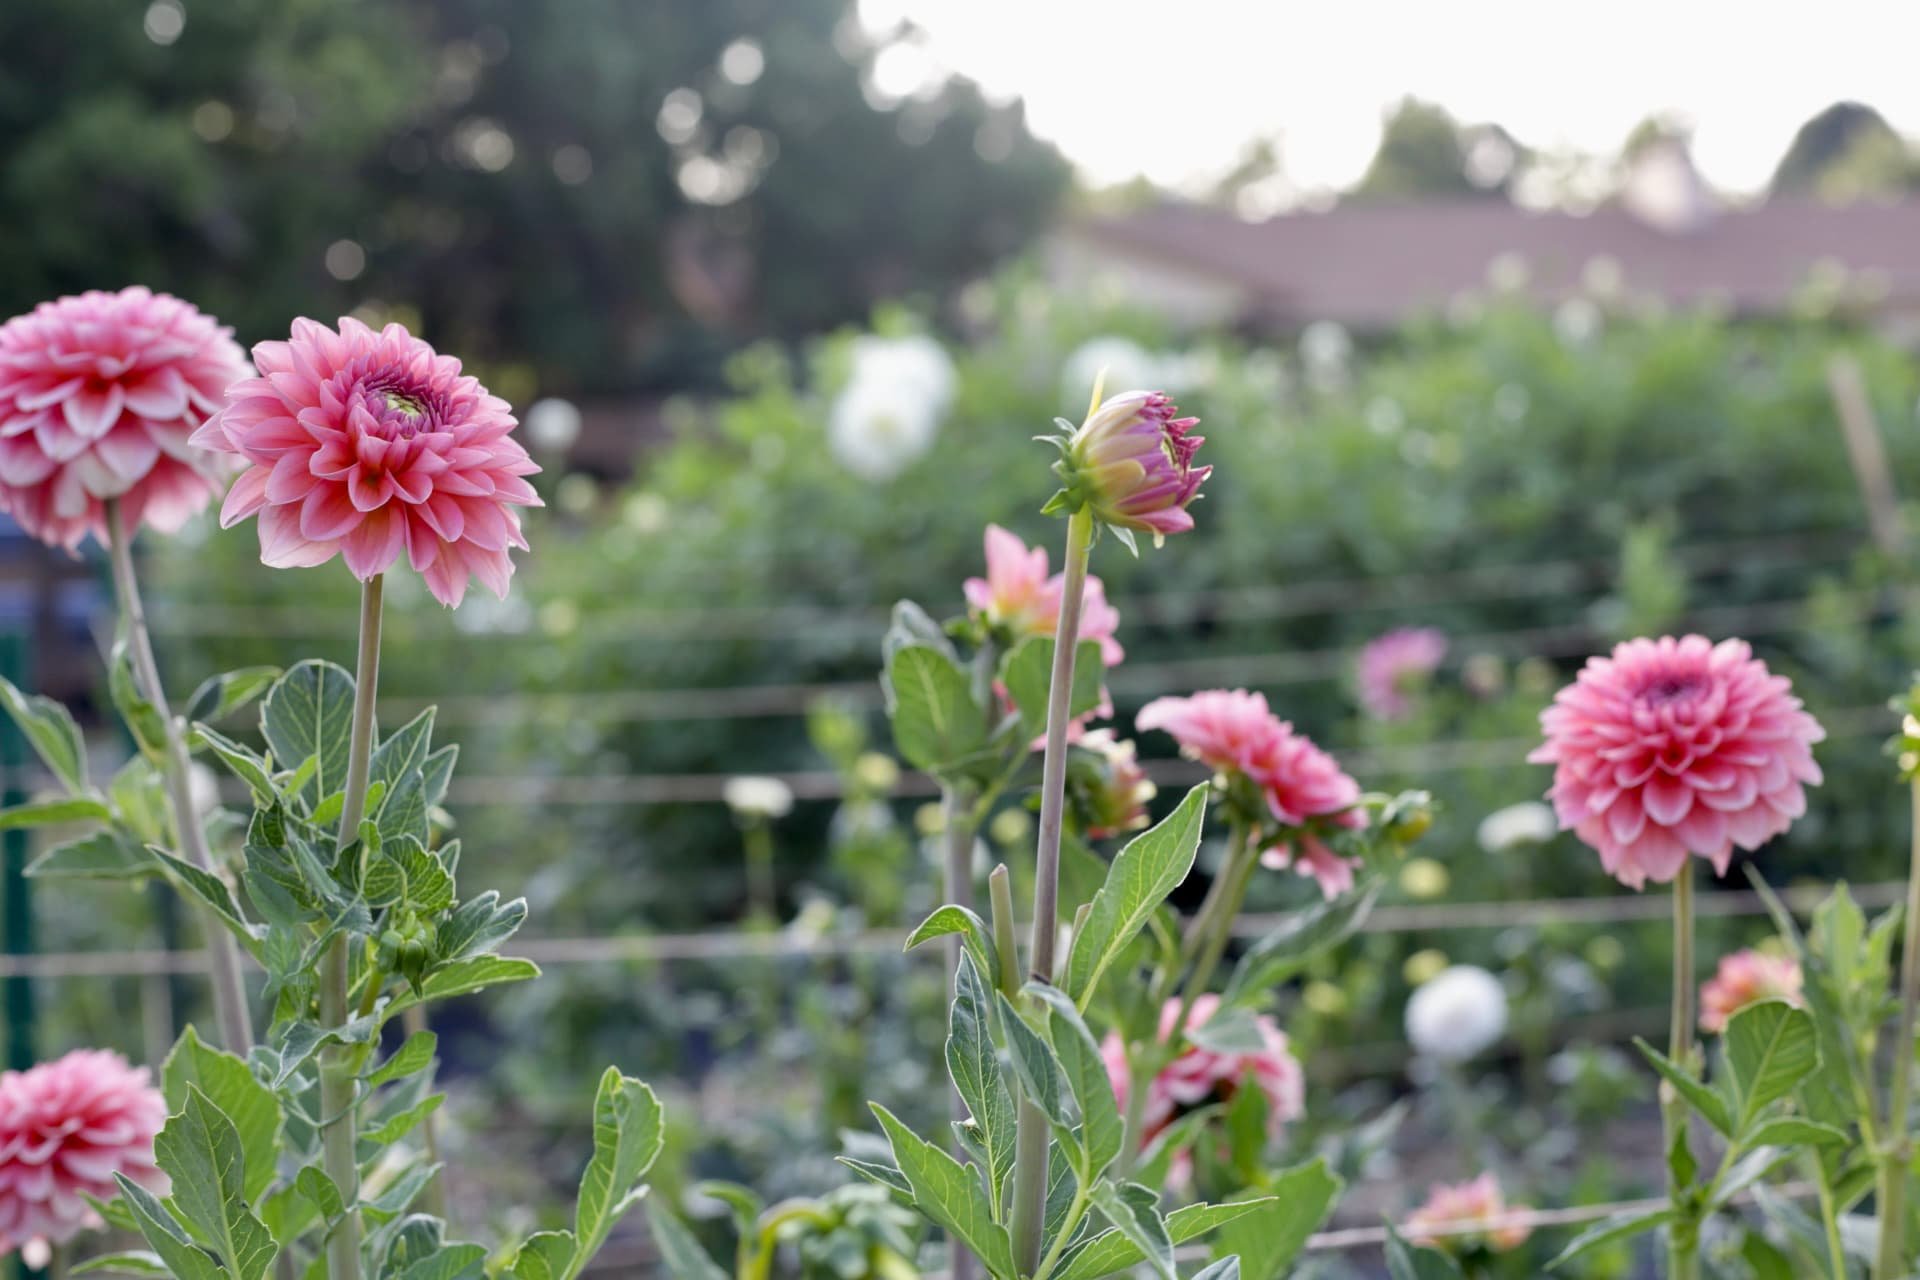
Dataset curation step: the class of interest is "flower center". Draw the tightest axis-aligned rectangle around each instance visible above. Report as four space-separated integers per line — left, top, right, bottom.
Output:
360 378 441 439
1640 673 1705 706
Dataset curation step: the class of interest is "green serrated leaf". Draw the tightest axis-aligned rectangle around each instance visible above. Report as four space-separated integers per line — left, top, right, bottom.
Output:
645 1207 728 1280
1725 1000 1821 1131
1384 1224 1465 1280
27 829 154 880
947 954 1017 1203
1222 879 1381 1006
1000 636 1105 743
145 845 256 943
1027 982 1124 1178
905 904 1000 990
113 1176 223 1280
1633 1038 1733 1137
260 660 358 807
1088 1180 1173 1280
367 1031 439 1088
1546 1206 1674 1271
1053 1198 1271 1280
185 667 281 726
192 724 279 803
507 1230 578 1280
997 990 1072 1128
1212 1162 1341 1280
1065 785 1208 1006
884 643 988 776
71 1250 173 1276
0 794 111 830
0 677 87 792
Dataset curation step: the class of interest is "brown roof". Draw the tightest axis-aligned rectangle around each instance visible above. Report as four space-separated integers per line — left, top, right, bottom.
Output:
1074 196 1920 329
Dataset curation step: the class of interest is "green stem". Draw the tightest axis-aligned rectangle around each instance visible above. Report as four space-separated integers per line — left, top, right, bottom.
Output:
1878 775 1920 1280
46 1243 66 1280
1009 505 1094 1275
103 500 254 1056
322 574 383 1280
1665 861 1699 1280
1032 1182 1090 1280
743 822 776 926
941 784 979 1280
989 865 1020 999
1168 822 1258 1044
1812 1155 1848 1280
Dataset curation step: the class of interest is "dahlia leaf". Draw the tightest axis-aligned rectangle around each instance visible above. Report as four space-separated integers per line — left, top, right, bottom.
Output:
884 643 986 777
869 1102 1016 1280
1222 878 1381 1007
161 1026 283 1202
1027 982 1124 1178
0 677 87 792
947 955 1017 1202
506 1230 578 1280
144 844 259 945
1210 1162 1340 1280
996 990 1072 1129
185 667 282 726
260 660 358 809
569 1069 665 1276
0 794 111 830
366 1030 438 1088
25 830 152 880
1087 1179 1174 1280
1064 784 1208 1008
1544 1206 1674 1271
1051 1197 1271 1280
1383 1224 1465 1280
435 890 528 960
108 629 168 760
112 1176 224 1280
904 903 999 984
1000 637 1106 744
153 1086 279 1280
1724 999 1821 1132
192 724 279 804
70 1251 172 1276
1631 1038 1732 1136
645 1207 727 1280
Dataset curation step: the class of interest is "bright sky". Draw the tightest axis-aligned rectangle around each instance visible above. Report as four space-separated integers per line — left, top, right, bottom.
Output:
860 0 1920 197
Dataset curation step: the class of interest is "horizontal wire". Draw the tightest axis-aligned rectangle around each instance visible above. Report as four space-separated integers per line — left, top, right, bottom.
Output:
145 530 1855 642
1 879 1895 979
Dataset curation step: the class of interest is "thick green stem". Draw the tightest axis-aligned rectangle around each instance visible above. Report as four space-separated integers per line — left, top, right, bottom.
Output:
941 785 979 1280
989 865 1020 999
1009 506 1093 1275
103 500 254 1056
323 574 383 1280
1665 861 1699 1280
1877 776 1920 1280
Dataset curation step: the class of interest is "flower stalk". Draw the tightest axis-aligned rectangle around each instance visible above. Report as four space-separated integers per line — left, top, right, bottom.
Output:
1876 775 1920 1280
1665 860 1699 1280
322 573 385 1280
941 782 979 1280
1009 504 1093 1274
103 499 254 1057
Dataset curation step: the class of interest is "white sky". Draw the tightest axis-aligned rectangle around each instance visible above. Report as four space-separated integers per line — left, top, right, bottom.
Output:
860 0 1920 196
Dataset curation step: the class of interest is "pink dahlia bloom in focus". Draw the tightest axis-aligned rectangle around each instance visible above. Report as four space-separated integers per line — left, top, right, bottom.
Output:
1406 1173 1532 1254
964 524 1124 665
1529 635 1825 889
1356 626 1447 720
1699 948 1803 1034
1136 688 1281 777
1102 995 1303 1156
0 1049 166 1259
0 288 246 550
193 317 541 608
1057 390 1209 539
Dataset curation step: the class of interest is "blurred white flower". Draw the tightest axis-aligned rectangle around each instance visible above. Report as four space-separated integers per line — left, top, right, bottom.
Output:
848 334 957 412
1476 801 1558 853
828 378 941 481
1063 335 1159 400
723 775 794 821
1406 965 1509 1062
524 397 583 452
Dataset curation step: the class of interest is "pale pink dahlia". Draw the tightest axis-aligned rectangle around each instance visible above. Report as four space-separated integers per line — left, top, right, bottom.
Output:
1053 390 1209 539
1529 635 1825 890
964 524 1124 665
1136 689 1281 777
1356 627 1448 720
1406 1173 1532 1254
1699 948 1803 1034
1102 995 1303 1151
0 1050 166 1258
0 288 246 550
193 317 541 608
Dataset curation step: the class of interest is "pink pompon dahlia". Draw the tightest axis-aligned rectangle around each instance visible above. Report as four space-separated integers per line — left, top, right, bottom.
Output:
0 1049 166 1259
1406 1173 1532 1254
1138 689 1367 899
965 524 1124 665
1102 995 1303 1154
1529 635 1825 890
1699 949 1803 1034
192 317 541 608
1052 389 1209 540
1357 626 1448 720
0 288 246 550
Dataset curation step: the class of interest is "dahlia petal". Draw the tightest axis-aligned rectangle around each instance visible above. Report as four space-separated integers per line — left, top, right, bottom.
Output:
300 483 365 542
120 366 188 420
1642 774 1694 826
259 503 338 568
219 467 272 527
60 383 124 440
339 506 405 579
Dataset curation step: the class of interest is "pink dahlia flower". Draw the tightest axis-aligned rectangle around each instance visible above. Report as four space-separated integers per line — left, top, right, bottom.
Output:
1529 635 1825 889
1057 390 1209 539
1699 948 1803 1034
1102 995 1303 1153
1138 689 1367 899
1406 1173 1532 1254
964 524 1124 665
0 288 246 550
1073 729 1155 839
193 317 541 608
1356 627 1447 720
0 1049 166 1259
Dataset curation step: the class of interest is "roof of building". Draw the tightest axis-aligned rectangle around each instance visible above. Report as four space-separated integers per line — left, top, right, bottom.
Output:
1069 195 1920 328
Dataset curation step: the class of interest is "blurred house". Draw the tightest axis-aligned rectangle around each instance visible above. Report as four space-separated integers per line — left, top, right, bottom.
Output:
1050 143 1920 335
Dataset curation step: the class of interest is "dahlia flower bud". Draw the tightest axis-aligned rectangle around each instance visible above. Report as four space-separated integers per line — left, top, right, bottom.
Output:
1529 635 1825 889
0 1049 167 1259
0 288 247 549
1044 389 1208 543
192 317 541 608
1406 1173 1533 1254
1070 729 1155 839
1699 948 1802 1034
